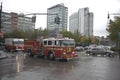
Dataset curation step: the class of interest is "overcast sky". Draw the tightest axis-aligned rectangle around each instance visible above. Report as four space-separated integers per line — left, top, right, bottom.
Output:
1 0 120 37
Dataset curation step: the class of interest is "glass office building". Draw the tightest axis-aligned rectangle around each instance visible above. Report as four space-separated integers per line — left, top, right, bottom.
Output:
47 3 68 33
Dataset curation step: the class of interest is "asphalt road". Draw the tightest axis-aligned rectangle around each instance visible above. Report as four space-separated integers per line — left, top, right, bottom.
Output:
0 51 120 80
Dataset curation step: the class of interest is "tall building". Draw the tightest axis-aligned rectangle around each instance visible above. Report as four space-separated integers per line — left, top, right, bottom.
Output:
1 12 35 33
69 7 94 37
69 12 78 33
88 12 94 36
47 3 68 35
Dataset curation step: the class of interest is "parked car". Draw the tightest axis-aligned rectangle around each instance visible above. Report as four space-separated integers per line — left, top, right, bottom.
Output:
75 46 84 51
86 47 114 57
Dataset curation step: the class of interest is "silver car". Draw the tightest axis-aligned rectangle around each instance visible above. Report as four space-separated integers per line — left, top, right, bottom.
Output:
75 46 84 51
86 47 114 56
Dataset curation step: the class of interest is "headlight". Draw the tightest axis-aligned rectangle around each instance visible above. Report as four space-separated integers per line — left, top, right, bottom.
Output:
63 52 66 55
72 52 75 54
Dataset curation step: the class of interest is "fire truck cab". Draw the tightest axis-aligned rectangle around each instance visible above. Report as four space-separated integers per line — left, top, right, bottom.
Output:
42 37 78 60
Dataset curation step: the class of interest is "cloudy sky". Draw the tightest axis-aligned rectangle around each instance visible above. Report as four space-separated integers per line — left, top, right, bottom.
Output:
1 0 120 37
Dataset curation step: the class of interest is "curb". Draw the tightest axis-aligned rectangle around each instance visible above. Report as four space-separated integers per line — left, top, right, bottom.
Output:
0 56 8 60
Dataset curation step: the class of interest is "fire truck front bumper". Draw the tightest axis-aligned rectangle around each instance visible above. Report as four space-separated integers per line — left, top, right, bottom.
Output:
73 53 78 57
61 52 78 60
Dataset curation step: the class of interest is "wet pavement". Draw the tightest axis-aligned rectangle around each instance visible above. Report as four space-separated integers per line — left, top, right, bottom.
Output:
0 51 120 80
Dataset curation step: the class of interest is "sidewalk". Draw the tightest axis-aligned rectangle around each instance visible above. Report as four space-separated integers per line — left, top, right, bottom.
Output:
0 51 8 60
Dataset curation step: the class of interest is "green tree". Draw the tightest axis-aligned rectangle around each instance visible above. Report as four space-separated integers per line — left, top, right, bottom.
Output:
80 36 91 45
91 37 99 44
4 29 44 40
73 30 81 43
60 30 73 38
4 30 25 38
42 28 49 38
107 17 120 46
80 36 87 43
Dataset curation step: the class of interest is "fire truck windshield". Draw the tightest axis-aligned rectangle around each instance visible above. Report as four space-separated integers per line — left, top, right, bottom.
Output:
61 40 75 46
13 40 24 45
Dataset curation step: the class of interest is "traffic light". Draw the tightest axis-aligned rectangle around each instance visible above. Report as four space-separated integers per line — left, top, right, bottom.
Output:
32 15 36 23
55 16 60 24
108 13 110 19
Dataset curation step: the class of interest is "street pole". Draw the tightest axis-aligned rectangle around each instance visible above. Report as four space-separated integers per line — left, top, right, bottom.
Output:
0 2 2 32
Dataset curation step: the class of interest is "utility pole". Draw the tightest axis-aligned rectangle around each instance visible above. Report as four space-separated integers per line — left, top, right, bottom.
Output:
0 2 2 32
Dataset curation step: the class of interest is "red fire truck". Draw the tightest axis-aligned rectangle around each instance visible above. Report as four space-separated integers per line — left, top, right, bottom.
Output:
24 37 78 60
5 38 24 52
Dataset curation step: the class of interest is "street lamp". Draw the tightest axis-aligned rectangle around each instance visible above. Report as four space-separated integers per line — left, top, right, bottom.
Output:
107 12 120 19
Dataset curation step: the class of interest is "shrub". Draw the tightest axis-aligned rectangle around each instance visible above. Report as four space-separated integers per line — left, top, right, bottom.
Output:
111 46 120 51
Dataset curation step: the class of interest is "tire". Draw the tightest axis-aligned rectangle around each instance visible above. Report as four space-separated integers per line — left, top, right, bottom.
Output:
92 53 96 56
86 51 90 55
48 52 55 60
28 49 34 57
106 52 110 57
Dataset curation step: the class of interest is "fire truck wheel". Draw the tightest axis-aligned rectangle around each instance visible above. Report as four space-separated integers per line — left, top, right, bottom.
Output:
48 53 55 60
10 49 14 53
28 50 34 57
